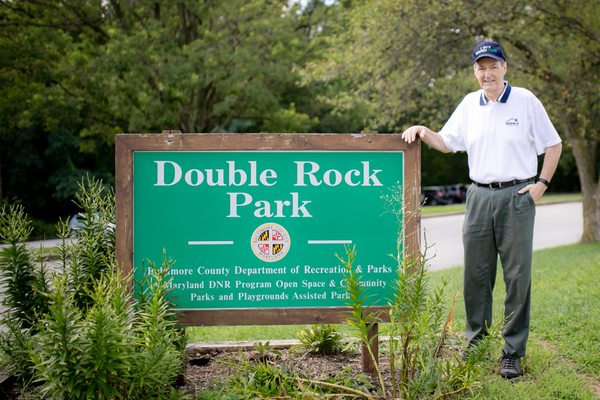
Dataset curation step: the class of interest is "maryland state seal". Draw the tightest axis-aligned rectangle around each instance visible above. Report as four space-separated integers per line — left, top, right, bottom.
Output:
251 223 291 262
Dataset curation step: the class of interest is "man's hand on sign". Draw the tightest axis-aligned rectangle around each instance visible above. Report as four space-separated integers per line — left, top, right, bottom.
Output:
401 125 451 153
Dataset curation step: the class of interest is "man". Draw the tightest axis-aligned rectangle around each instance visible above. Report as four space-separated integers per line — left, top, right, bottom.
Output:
401 40 562 379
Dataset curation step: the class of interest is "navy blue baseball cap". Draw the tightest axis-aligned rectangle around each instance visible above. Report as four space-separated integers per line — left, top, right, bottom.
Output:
472 40 506 63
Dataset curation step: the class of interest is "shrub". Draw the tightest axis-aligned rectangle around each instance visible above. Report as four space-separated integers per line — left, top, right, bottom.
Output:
338 243 500 399
61 177 116 311
0 178 188 399
251 341 282 363
30 259 185 399
128 255 187 397
0 204 49 329
297 324 344 355
0 204 49 383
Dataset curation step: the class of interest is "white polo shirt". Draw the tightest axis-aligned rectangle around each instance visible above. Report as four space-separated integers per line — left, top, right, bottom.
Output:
440 82 562 184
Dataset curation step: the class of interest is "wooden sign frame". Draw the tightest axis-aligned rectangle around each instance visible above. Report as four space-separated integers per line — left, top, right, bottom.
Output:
115 132 420 326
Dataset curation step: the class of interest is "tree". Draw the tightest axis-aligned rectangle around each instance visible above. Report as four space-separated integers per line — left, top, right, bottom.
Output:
0 1 101 216
0 0 339 219
493 0 599 242
303 0 599 242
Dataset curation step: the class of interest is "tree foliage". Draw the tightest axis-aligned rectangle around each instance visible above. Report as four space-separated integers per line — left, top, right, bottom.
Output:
0 0 350 218
304 0 599 241
0 0 594 238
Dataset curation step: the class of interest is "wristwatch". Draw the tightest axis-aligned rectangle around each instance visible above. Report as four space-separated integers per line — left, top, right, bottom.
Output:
537 178 550 187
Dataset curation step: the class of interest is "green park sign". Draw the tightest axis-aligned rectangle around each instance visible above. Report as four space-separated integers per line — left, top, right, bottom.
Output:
116 132 420 325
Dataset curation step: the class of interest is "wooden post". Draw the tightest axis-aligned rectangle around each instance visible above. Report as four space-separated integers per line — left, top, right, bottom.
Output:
361 323 379 374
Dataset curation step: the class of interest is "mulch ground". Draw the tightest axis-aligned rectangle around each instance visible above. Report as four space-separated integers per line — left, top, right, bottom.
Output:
183 346 382 396
181 334 469 397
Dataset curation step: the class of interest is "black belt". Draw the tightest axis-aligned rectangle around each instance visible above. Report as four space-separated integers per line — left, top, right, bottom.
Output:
473 178 534 189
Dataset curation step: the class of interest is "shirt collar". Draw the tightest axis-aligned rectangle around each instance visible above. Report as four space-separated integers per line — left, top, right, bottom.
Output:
479 81 511 105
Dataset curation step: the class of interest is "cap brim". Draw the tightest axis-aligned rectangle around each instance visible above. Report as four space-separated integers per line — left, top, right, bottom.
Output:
473 54 505 63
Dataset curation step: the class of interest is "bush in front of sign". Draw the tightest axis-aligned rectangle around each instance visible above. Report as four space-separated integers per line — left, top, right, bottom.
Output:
339 243 501 399
296 324 344 356
0 203 50 384
250 341 282 363
0 178 189 399
337 245 387 395
29 256 185 399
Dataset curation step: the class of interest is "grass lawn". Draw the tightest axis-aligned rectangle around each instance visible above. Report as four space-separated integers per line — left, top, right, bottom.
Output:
186 242 600 399
430 243 600 399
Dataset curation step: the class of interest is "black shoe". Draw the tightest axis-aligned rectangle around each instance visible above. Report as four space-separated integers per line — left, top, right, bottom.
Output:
461 349 470 361
500 354 522 379
462 345 476 361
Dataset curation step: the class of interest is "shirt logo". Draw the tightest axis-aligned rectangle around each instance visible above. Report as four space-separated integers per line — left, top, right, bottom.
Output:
505 117 519 126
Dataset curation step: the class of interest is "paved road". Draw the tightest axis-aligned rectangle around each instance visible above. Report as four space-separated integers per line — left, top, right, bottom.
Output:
422 202 583 271
2 203 584 272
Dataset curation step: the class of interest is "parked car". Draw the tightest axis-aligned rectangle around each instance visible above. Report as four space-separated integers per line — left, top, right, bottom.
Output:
444 183 468 204
421 186 451 206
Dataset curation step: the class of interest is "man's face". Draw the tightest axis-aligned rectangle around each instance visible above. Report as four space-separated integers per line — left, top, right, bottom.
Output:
473 58 507 98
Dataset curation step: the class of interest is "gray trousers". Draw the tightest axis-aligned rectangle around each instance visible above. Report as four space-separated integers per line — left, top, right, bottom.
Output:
462 181 535 357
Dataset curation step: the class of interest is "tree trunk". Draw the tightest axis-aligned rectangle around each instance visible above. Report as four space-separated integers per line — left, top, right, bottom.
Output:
565 133 600 243
0 149 3 200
